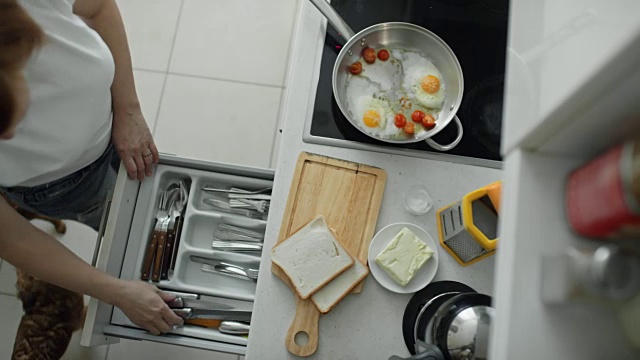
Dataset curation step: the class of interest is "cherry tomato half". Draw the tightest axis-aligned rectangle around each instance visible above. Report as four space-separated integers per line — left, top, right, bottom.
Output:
349 62 363 75
377 49 390 61
394 113 407 128
411 110 425 123
363 48 376 64
422 114 436 130
403 122 415 135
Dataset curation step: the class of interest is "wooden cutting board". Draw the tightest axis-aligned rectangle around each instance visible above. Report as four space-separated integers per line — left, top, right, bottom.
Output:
271 152 386 356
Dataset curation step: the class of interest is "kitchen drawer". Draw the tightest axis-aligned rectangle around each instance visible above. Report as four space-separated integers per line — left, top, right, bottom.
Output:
80 154 274 355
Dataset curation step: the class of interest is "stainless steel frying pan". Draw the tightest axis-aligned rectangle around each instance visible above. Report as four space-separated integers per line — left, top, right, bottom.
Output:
310 0 464 151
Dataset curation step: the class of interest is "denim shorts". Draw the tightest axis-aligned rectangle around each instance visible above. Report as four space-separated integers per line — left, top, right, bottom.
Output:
1 144 120 232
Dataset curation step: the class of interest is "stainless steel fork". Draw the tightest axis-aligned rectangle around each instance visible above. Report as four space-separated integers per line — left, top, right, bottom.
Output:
229 198 270 213
200 263 259 282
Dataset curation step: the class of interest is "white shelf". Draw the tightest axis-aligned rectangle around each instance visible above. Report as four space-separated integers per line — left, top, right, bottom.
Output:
501 0 640 157
490 149 638 359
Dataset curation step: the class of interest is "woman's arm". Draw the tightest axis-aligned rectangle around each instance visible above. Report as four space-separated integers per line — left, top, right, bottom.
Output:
0 196 183 335
73 0 159 182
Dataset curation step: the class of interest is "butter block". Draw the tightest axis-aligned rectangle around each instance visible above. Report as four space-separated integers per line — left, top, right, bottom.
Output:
375 227 434 286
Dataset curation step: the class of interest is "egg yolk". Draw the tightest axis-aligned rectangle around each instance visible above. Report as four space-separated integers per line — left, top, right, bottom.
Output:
363 110 381 127
421 75 440 94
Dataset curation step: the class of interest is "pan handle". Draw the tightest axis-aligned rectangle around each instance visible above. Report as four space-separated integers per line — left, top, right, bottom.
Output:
308 0 356 40
424 115 463 152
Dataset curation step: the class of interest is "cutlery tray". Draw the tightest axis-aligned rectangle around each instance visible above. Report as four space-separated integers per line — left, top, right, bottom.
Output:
110 162 272 345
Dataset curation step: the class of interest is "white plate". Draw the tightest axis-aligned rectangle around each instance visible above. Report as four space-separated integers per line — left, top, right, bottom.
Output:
368 223 439 294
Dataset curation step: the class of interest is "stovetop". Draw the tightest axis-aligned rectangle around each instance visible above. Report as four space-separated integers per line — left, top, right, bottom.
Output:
304 0 510 166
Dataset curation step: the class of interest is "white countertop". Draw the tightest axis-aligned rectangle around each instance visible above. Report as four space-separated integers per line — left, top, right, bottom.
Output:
245 2 502 359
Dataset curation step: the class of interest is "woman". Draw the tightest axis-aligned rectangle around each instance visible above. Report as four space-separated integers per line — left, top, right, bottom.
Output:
0 0 183 344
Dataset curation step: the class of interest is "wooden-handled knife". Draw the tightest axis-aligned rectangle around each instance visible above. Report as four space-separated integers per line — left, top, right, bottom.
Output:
151 231 166 282
141 230 159 281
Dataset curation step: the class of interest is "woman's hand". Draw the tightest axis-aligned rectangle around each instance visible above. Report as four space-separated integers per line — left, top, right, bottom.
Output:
113 280 184 335
111 108 159 181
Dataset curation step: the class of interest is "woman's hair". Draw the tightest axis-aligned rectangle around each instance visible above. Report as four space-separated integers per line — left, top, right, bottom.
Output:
0 0 44 133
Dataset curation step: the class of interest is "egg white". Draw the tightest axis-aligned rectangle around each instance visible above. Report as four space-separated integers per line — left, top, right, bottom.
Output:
399 51 446 109
353 96 392 135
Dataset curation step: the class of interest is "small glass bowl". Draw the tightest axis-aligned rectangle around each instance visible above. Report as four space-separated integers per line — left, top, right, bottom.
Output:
403 185 433 215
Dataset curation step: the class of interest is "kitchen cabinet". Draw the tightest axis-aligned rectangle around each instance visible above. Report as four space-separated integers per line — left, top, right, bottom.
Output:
493 0 640 358
80 154 274 356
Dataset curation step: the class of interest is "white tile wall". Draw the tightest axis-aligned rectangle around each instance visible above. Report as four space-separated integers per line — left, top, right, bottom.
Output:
170 0 298 87
154 74 283 168
116 0 184 72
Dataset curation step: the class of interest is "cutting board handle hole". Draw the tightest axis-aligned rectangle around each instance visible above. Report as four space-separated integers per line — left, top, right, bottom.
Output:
294 331 310 346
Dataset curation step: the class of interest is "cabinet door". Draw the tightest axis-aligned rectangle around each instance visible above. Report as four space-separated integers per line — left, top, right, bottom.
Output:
501 0 640 156
490 149 638 359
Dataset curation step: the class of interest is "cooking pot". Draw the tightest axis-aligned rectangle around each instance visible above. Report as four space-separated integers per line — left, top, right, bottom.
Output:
309 0 464 151
394 292 494 360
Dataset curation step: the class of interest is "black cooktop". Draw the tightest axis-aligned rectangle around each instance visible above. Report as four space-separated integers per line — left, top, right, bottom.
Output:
309 0 509 162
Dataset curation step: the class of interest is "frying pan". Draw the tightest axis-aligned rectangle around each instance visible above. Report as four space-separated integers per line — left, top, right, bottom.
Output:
310 0 464 151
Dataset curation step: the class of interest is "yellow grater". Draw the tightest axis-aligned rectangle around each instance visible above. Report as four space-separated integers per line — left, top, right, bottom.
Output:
436 181 502 266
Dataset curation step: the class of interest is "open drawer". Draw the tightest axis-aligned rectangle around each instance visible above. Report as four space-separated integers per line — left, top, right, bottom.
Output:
80 154 274 355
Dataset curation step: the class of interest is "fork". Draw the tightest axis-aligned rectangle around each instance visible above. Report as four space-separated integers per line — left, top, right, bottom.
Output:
169 180 190 273
200 263 259 281
201 186 271 195
161 185 183 280
151 191 172 282
141 191 169 280
229 198 270 213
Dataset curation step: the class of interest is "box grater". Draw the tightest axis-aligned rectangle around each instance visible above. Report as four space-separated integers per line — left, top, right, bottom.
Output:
436 182 501 266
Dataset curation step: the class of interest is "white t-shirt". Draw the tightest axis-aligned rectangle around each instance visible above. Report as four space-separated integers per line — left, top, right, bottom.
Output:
0 0 115 187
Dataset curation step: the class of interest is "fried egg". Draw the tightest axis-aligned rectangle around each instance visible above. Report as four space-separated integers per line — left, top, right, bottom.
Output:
396 50 446 109
346 77 401 137
353 96 393 135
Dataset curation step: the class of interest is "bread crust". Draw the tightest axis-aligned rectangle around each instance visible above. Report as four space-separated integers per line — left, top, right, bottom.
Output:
271 216 355 299
310 252 369 314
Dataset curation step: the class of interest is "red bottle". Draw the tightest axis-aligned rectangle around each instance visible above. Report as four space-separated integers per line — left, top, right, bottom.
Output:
566 137 640 239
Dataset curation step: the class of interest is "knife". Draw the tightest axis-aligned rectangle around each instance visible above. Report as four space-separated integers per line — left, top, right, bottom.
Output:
213 232 263 242
182 319 250 336
173 308 252 322
227 193 271 200
140 226 158 281
167 297 233 310
168 297 252 322
212 240 263 252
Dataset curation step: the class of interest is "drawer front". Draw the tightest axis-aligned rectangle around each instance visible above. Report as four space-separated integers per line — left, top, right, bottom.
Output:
81 154 274 352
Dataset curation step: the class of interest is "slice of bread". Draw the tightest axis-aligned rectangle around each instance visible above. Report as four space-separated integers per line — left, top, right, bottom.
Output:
311 255 369 314
271 216 354 299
